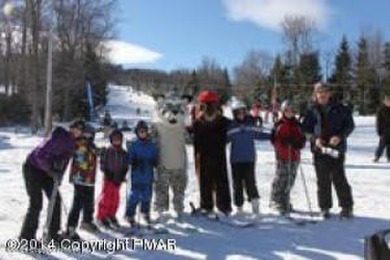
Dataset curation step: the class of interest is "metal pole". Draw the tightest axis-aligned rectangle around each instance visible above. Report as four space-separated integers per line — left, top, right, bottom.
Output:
44 0 54 137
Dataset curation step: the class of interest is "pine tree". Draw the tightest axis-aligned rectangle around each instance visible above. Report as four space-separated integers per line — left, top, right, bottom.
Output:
383 42 390 96
355 36 376 114
81 43 109 120
219 68 232 104
187 70 200 96
330 36 352 101
269 55 289 101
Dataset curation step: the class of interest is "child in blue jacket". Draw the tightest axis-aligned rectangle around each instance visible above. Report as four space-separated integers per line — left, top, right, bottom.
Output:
227 100 270 216
125 120 158 226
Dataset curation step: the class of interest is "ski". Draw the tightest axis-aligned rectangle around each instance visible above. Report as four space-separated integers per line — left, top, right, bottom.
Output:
189 202 256 228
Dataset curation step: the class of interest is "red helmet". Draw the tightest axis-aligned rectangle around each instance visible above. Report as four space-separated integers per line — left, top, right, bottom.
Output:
197 90 219 103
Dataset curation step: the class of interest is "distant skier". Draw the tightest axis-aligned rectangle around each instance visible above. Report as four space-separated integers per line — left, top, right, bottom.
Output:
250 98 264 128
65 124 99 240
302 82 355 219
227 99 269 217
373 94 390 163
193 90 232 216
270 100 306 215
125 121 158 227
97 129 128 229
19 120 85 242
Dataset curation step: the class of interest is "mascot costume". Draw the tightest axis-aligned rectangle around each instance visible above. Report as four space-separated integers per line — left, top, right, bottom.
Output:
152 93 188 219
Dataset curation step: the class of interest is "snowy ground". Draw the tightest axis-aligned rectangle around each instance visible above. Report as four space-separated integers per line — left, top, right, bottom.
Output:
0 85 389 260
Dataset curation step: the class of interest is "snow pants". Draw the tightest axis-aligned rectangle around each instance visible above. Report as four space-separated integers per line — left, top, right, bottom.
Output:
313 154 353 210
67 185 95 229
20 162 61 239
154 166 188 213
270 161 298 210
231 162 259 207
126 183 152 218
97 179 120 221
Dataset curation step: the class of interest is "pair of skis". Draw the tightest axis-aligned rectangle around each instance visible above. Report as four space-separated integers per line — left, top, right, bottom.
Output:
189 202 256 228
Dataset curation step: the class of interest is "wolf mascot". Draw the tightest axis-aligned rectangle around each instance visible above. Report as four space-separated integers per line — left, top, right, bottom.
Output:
151 94 188 219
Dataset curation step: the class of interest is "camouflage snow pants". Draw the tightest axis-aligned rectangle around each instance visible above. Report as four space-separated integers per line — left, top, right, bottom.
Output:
270 161 299 211
154 166 188 213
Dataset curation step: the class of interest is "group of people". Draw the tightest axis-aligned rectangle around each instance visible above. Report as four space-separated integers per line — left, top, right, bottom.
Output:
19 81 357 244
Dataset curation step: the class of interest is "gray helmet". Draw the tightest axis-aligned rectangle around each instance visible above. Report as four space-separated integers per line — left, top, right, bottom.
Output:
281 100 295 113
231 100 247 112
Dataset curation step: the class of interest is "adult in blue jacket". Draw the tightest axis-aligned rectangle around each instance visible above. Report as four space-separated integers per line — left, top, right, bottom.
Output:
125 121 158 226
302 82 355 219
227 100 270 216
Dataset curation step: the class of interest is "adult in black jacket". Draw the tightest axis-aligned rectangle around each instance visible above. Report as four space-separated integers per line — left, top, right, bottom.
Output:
302 82 355 219
374 95 390 162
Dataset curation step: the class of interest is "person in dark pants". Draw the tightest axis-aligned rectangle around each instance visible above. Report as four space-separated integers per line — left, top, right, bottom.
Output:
302 82 355 219
374 95 390 162
193 90 232 216
227 99 269 217
66 124 99 240
20 120 84 242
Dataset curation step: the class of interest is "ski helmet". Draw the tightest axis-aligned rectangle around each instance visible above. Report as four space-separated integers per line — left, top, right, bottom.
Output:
109 129 123 144
231 100 247 112
197 90 219 103
281 100 295 113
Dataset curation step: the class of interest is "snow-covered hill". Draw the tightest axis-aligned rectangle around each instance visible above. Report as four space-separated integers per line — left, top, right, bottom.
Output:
0 85 389 260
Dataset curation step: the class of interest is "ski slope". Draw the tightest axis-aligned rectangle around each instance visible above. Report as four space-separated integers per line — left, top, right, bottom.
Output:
0 85 389 260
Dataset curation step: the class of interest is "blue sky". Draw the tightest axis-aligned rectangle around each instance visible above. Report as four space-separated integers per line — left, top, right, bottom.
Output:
108 0 390 72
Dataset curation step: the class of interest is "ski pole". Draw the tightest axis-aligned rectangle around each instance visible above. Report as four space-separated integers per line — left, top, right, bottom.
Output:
43 177 60 241
299 164 314 219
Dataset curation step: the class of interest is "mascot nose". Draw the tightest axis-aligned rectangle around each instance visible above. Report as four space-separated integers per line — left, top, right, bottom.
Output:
172 110 179 115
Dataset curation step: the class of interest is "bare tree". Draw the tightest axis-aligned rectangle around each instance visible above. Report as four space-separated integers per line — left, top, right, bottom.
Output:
233 50 272 96
280 15 317 67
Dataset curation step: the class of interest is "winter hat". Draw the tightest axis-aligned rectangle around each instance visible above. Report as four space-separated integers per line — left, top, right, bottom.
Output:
281 100 295 113
198 90 219 103
135 120 149 138
313 82 329 93
70 119 85 131
109 129 123 144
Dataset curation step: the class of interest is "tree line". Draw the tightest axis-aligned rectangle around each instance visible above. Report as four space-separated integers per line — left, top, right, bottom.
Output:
0 0 116 128
112 16 390 115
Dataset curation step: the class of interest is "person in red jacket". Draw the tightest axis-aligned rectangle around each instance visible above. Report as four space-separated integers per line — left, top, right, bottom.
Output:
270 100 306 215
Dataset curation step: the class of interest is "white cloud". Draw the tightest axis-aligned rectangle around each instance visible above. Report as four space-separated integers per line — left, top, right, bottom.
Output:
104 40 163 65
223 0 331 31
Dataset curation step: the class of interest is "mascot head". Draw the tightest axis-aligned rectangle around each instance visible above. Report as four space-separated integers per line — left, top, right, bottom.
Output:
156 92 186 125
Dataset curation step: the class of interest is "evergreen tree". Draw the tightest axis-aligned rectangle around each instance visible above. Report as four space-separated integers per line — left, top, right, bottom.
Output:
383 42 390 96
356 36 376 114
330 36 352 101
219 68 232 104
186 70 200 96
81 43 109 120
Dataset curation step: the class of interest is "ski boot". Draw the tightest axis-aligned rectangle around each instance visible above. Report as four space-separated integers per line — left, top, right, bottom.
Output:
97 218 112 229
125 216 136 228
320 209 331 219
109 217 121 229
80 222 100 233
64 227 81 242
340 207 353 219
